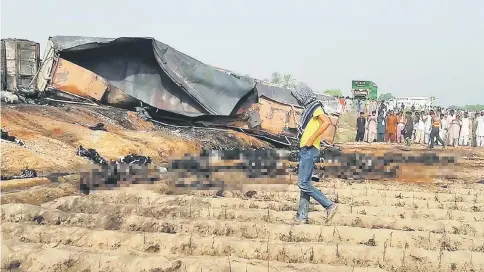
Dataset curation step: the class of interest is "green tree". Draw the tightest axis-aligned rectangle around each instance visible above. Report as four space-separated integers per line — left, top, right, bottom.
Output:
270 72 282 84
323 89 343 97
445 104 483 111
378 93 395 101
464 104 484 111
281 74 296 88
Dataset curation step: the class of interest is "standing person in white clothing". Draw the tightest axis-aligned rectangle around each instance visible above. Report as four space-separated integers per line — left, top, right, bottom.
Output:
446 110 455 145
477 112 484 147
449 115 462 146
416 112 426 144
424 111 432 145
459 112 471 146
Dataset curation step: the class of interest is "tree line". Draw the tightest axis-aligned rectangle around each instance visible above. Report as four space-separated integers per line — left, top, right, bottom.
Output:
265 72 343 97
264 73 479 110
448 105 484 111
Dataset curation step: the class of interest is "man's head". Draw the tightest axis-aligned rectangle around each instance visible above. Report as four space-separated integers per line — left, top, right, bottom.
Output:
360 112 365 116
291 83 316 107
450 109 455 115
481 111 484 116
440 113 445 119
464 112 468 118
372 111 376 116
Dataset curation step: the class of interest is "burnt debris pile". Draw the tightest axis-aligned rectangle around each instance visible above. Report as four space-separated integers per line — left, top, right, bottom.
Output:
79 149 290 194
79 164 161 195
88 123 107 131
318 152 457 180
76 145 152 165
119 155 152 164
77 146 108 165
290 150 457 180
1 169 38 181
171 149 289 181
1 129 25 146
76 145 155 194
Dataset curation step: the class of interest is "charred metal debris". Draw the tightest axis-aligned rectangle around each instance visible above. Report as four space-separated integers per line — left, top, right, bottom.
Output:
76 145 152 165
1 169 37 180
1 129 25 146
88 123 107 131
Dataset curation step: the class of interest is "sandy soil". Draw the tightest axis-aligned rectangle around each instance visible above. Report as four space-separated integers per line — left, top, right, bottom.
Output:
1 103 270 176
2 103 484 272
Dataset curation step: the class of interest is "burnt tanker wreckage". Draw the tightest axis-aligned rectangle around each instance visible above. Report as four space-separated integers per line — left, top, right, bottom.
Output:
33 36 341 148
2 36 458 191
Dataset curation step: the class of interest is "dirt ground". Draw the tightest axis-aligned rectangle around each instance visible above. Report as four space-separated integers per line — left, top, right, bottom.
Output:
1 103 271 176
2 103 484 272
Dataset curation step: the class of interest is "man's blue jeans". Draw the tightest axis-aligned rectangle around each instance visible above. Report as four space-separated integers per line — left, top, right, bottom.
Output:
296 146 333 221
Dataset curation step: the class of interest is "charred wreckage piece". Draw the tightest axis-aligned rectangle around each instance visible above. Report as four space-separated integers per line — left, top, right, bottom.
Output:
1 169 38 181
1 129 25 146
76 146 152 165
27 36 341 148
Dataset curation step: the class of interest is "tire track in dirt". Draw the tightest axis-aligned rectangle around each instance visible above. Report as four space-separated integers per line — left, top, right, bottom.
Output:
3 240 384 272
89 186 484 205
2 223 483 272
44 196 484 226
36 200 483 237
3 213 484 253
0 183 78 205
3 202 484 249
83 187 484 213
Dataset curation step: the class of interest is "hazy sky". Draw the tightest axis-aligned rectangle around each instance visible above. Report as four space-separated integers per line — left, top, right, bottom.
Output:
1 0 483 106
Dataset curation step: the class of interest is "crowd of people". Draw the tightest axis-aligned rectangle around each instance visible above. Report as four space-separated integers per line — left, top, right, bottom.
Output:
335 96 431 115
354 101 484 148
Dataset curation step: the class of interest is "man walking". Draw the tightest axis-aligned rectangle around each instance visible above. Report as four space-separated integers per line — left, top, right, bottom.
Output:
289 84 338 225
